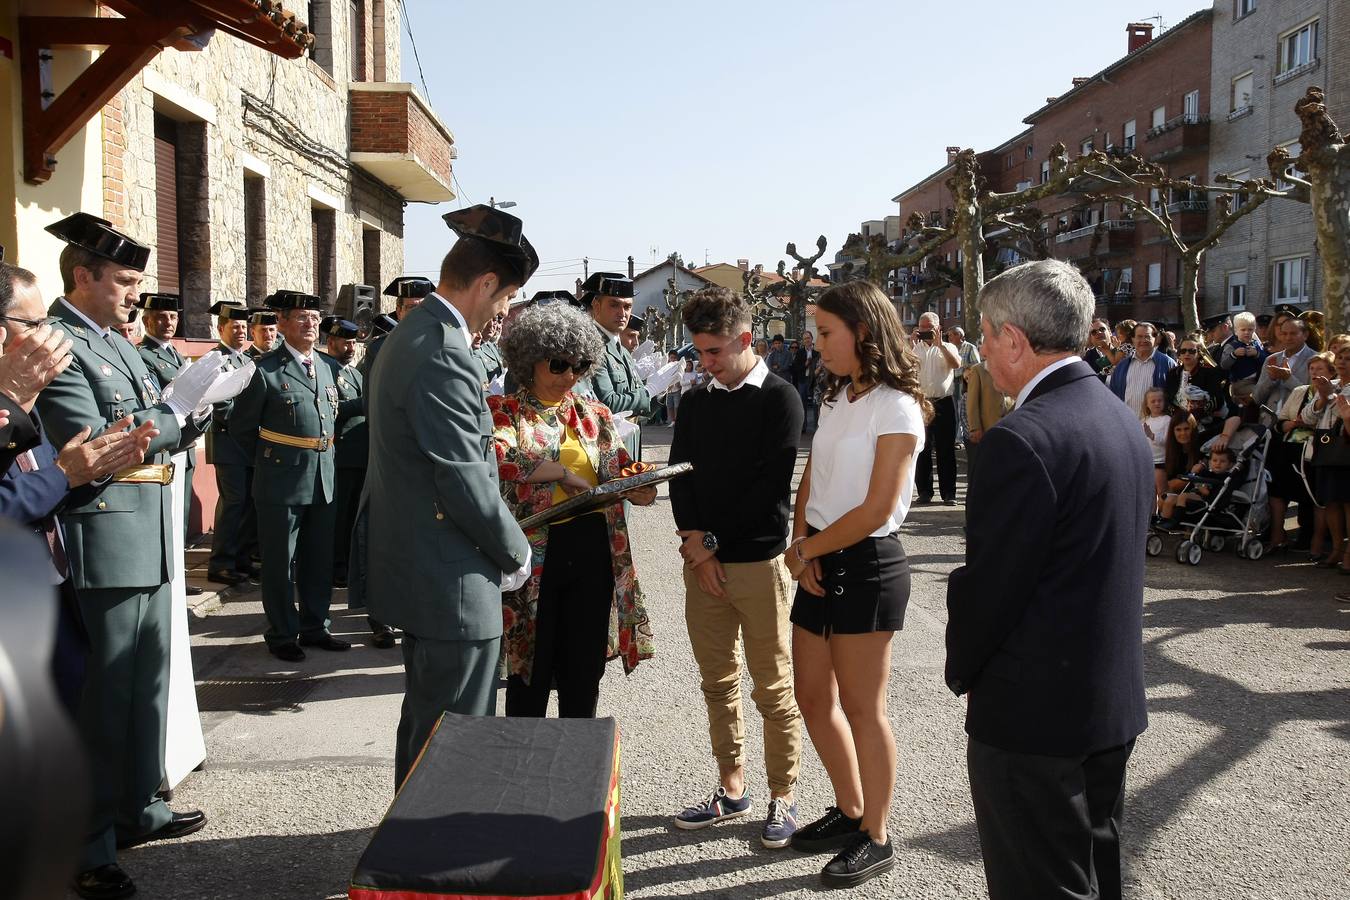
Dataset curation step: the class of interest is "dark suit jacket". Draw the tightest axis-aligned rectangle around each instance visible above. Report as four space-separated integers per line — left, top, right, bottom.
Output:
1163 362 1232 424
946 359 1151 757
0 392 40 472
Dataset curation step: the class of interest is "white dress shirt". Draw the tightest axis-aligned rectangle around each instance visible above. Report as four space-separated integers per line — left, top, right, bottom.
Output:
1015 355 1083 409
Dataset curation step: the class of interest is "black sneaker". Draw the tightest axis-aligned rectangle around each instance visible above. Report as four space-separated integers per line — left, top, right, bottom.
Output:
790 805 862 853
821 833 894 889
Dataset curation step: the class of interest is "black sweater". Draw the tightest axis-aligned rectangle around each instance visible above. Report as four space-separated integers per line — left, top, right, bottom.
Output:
669 371 804 563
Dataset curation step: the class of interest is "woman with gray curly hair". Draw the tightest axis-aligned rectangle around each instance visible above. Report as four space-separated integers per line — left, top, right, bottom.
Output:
488 302 656 719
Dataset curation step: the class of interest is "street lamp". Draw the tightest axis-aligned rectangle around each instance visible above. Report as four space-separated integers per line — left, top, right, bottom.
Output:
489 197 517 209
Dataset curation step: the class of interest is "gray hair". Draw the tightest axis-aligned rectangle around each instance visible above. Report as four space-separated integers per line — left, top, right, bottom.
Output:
978 259 1094 354
500 302 605 389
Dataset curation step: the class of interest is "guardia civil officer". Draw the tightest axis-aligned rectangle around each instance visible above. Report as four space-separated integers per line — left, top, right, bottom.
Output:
363 205 534 786
134 292 199 553
230 291 348 662
359 275 434 385
471 312 505 386
205 302 258 585
579 272 652 460
248 308 278 359
36 213 211 899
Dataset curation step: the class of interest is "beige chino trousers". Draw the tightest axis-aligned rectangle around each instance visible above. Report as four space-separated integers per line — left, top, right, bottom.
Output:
683 556 802 794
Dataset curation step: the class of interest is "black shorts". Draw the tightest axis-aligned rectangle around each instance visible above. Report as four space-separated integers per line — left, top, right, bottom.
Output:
790 530 910 637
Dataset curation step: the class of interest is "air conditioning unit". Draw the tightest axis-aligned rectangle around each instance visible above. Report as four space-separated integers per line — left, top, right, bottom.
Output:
335 283 376 327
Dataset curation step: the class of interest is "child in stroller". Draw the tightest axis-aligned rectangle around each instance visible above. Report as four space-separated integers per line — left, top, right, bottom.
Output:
1154 446 1238 530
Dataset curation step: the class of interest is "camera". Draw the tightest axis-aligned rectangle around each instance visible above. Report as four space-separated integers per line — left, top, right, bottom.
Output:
916 330 934 340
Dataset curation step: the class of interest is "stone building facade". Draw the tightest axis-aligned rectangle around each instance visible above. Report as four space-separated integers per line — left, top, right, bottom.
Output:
1204 0 1348 318
98 0 454 338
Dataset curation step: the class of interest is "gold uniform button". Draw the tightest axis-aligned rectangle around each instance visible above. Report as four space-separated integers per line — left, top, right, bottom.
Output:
114 392 122 401
435 512 445 520
97 501 107 510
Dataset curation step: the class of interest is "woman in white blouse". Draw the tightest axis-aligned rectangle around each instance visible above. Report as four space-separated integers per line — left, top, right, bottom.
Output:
783 280 931 887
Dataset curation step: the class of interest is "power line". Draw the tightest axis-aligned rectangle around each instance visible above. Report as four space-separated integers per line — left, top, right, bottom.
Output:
402 1 433 105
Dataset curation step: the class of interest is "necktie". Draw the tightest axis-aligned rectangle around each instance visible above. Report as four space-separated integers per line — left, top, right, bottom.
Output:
15 451 70 578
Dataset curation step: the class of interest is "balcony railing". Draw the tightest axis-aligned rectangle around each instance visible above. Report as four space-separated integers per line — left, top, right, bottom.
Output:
1053 219 1137 244
1166 199 1209 213
1146 113 1208 140
1227 105 1253 122
1274 58 1319 87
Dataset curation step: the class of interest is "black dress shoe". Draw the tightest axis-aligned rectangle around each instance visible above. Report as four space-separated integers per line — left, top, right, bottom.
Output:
371 628 396 649
73 863 135 899
185 585 203 596
269 642 306 662
117 809 208 850
206 569 244 586
238 562 262 578
299 632 352 651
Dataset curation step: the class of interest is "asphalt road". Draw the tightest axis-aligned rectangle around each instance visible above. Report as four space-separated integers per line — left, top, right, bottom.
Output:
103 427 1350 899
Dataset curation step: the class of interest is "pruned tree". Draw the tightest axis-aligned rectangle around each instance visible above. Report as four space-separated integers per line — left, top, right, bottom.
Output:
759 236 829 338
1295 86 1350 333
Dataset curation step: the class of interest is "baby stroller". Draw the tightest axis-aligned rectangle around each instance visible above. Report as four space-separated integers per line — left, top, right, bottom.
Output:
1146 423 1272 565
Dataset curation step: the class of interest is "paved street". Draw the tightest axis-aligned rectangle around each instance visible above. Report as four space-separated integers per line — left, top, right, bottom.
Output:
110 427 1349 899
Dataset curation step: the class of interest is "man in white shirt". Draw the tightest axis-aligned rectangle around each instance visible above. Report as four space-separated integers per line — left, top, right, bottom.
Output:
1109 322 1175 411
913 312 961 505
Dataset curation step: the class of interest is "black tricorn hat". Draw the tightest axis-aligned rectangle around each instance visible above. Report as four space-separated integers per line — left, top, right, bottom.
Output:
442 205 539 285
321 316 360 339
525 289 578 307
1273 303 1304 318
369 313 398 337
1200 313 1232 330
578 272 634 305
137 292 182 312
1255 314 1274 326
125 308 139 322
208 301 250 321
383 276 436 299
45 212 151 272
249 309 278 326
626 313 646 333
267 290 324 311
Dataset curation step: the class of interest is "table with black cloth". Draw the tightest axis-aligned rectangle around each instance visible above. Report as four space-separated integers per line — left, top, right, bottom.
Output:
350 714 622 900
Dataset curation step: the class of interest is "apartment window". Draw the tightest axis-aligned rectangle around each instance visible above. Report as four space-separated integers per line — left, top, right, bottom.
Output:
1025 144 1034 159
1235 0 1256 18
1228 168 1251 208
1147 262 1162 295
243 174 267 303
154 112 211 333
1151 106 1166 129
153 115 180 295
929 209 941 226
1004 152 1014 170
1080 138 1094 156
1104 132 1114 151
1272 256 1309 303
1040 159 1050 183
362 227 381 289
349 0 365 81
312 207 337 301
1183 90 1200 122
1226 271 1248 310
1118 267 1134 297
1149 187 1163 213
1231 71 1254 112
308 1 335 76
1277 20 1318 75
1123 119 1136 151
1276 140 1304 189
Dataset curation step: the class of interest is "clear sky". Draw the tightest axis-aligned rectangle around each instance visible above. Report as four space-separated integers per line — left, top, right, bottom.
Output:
400 0 1211 294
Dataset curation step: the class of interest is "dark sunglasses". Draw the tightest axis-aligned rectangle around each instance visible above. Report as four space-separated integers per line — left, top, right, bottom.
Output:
1178 348 1200 355
548 358 593 376
1090 327 1108 335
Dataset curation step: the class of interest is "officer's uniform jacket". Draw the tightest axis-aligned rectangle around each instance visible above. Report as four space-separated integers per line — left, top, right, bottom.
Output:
323 354 367 469
584 325 652 459
137 335 197 470
205 343 252 467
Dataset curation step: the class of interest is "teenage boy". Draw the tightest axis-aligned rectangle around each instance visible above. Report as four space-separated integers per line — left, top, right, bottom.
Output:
668 285 805 848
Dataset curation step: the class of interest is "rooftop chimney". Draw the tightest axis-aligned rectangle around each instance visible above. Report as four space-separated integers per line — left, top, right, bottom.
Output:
737 258 750 271
1072 77 1090 88
945 145 961 164
1127 22 1154 53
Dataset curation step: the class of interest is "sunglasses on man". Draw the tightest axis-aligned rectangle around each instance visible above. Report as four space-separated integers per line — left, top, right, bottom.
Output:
548 358 593 376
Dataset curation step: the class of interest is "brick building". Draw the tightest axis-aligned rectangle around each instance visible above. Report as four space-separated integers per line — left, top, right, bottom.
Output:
1204 0 1348 318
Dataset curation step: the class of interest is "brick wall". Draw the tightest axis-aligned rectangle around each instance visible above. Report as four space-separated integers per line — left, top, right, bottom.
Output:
102 94 127 228
349 90 408 153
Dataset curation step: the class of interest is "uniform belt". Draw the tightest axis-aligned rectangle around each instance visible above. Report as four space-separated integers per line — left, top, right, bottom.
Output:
259 427 330 452
111 463 175 485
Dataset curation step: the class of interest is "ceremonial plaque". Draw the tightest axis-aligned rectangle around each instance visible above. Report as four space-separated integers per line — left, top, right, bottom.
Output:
518 462 693 530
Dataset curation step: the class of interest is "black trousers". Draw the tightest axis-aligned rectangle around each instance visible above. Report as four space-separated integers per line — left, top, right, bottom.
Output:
968 736 1135 900
916 394 958 501
209 463 256 572
505 514 614 719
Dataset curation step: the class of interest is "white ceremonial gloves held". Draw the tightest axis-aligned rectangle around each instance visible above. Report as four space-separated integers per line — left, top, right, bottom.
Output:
644 360 681 396
162 351 255 417
502 547 532 592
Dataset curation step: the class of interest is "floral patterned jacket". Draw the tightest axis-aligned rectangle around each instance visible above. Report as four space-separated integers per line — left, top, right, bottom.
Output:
488 389 655 683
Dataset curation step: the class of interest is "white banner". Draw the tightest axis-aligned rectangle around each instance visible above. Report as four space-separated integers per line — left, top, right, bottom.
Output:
163 451 206 789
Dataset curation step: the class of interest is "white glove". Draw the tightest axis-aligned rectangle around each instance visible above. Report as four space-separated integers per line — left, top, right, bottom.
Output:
487 373 506 396
501 547 532 592
644 360 681 396
162 351 253 416
610 410 639 442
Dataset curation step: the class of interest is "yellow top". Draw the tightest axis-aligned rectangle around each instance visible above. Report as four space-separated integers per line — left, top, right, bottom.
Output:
548 402 600 509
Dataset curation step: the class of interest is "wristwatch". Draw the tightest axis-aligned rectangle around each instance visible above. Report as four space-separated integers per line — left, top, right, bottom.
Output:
702 532 719 552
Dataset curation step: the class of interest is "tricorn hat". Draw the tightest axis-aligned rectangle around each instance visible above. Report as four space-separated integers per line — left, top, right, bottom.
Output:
45 212 151 272
208 301 250 321
1273 303 1304 318
267 290 324 311
249 309 278 326
1255 314 1274 326
383 276 436 299
525 289 578 307
626 313 646 334
136 292 182 312
321 316 360 339
368 313 398 338
578 272 634 306
1200 313 1231 330
442 205 539 285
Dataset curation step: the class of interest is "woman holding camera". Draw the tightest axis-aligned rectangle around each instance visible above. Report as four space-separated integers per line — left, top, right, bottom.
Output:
488 303 656 718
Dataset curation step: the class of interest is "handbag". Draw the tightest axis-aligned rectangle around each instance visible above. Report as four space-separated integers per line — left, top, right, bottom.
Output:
1310 421 1350 467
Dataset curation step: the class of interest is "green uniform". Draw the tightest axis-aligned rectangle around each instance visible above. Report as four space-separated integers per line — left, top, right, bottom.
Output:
228 344 338 647
136 336 197 533
206 344 257 575
472 339 504 386
321 352 366 583
362 300 529 785
586 326 653 461
37 298 205 870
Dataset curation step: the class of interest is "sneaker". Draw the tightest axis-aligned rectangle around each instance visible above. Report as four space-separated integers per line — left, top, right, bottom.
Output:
760 797 800 849
790 805 862 853
674 785 752 830
821 833 895 889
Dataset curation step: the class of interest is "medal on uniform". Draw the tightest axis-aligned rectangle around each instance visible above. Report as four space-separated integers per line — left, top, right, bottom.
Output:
100 364 112 376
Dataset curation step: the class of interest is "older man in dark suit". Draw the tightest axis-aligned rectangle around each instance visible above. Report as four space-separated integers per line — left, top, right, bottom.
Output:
946 259 1151 900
